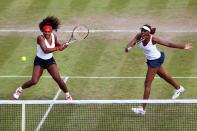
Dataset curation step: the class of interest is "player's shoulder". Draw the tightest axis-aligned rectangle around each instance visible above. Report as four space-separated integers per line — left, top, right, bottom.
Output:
152 36 160 41
37 35 44 39
37 35 45 43
152 36 162 44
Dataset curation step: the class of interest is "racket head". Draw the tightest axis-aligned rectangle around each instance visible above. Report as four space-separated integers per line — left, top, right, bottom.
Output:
54 26 72 43
72 25 89 41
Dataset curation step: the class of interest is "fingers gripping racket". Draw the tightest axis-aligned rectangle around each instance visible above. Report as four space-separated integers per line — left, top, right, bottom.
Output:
65 25 89 46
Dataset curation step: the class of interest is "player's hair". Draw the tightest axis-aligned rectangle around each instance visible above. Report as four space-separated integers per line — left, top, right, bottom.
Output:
143 24 156 34
39 16 60 31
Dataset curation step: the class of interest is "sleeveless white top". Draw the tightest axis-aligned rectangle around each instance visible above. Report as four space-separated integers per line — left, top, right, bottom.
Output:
138 35 161 60
36 33 55 60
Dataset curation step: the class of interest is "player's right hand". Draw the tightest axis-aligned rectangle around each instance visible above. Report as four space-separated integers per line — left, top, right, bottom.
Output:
125 48 129 52
125 47 132 53
56 44 66 51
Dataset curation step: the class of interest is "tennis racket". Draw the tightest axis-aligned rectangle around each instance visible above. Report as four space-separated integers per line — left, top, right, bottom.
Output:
65 25 89 46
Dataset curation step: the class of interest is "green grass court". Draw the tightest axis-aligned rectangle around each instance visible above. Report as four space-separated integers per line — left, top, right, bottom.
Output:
0 0 197 130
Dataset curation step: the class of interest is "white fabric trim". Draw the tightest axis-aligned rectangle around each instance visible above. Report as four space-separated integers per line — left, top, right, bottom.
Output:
138 35 161 60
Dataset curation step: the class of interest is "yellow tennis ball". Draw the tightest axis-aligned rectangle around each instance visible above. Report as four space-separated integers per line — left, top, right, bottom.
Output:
21 56 27 61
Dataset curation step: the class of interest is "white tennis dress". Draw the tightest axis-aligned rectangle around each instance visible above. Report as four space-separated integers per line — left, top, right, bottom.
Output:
36 33 55 60
138 35 161 60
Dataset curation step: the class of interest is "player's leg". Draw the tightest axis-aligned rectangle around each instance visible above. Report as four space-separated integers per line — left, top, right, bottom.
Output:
47 64 72 100
132 66 159 115
22 65 43 89
157 66 179 89
143 66 159 107
157 66 185 99
13 65 43 99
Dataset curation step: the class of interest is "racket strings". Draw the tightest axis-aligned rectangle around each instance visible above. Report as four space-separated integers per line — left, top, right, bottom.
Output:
73 26 89 40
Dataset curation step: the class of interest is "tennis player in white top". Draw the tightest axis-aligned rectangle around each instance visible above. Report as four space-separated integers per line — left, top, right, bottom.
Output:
13 16 72 100
125 24 192 115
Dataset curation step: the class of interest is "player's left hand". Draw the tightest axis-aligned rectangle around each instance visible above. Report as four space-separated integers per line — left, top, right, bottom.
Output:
184 43 192 51
125 48 129 52
57 44 67 51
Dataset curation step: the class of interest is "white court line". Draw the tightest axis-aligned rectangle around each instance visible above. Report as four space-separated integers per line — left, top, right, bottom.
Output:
35 77 69 131
0 76 197 79
68 76 197 79
0 29 197 33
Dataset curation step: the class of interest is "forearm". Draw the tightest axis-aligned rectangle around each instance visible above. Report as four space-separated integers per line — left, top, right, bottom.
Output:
127 42 133 48
154 37 186 49
126 35 139 49
55 41 68 50
43 47 59 53
125 34 141 52
167 42 185 49
55 43 62 47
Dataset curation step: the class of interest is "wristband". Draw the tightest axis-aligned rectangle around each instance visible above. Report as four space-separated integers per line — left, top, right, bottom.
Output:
127 47 132 50
65 42 70 46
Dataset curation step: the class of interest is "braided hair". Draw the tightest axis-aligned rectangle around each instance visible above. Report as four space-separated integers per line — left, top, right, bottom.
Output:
39 16 60 31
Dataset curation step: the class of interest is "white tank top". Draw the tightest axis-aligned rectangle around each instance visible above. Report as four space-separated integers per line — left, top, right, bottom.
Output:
138 35 161 60
36 33 55 60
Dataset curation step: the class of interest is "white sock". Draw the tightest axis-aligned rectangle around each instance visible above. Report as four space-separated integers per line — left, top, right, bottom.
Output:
178 86 182 90
65 92 70 97
18 87 23 92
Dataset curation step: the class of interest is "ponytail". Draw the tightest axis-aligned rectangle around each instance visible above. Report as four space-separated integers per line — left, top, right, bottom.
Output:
150 28 156 34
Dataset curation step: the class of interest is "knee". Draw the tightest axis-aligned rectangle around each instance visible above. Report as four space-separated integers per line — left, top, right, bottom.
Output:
31 78 39 85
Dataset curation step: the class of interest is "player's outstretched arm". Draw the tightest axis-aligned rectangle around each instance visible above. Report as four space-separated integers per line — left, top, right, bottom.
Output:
153 37 192 51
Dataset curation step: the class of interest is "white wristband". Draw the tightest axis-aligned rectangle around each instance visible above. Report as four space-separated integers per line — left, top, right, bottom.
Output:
127 47 132 50
65 42 70 45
